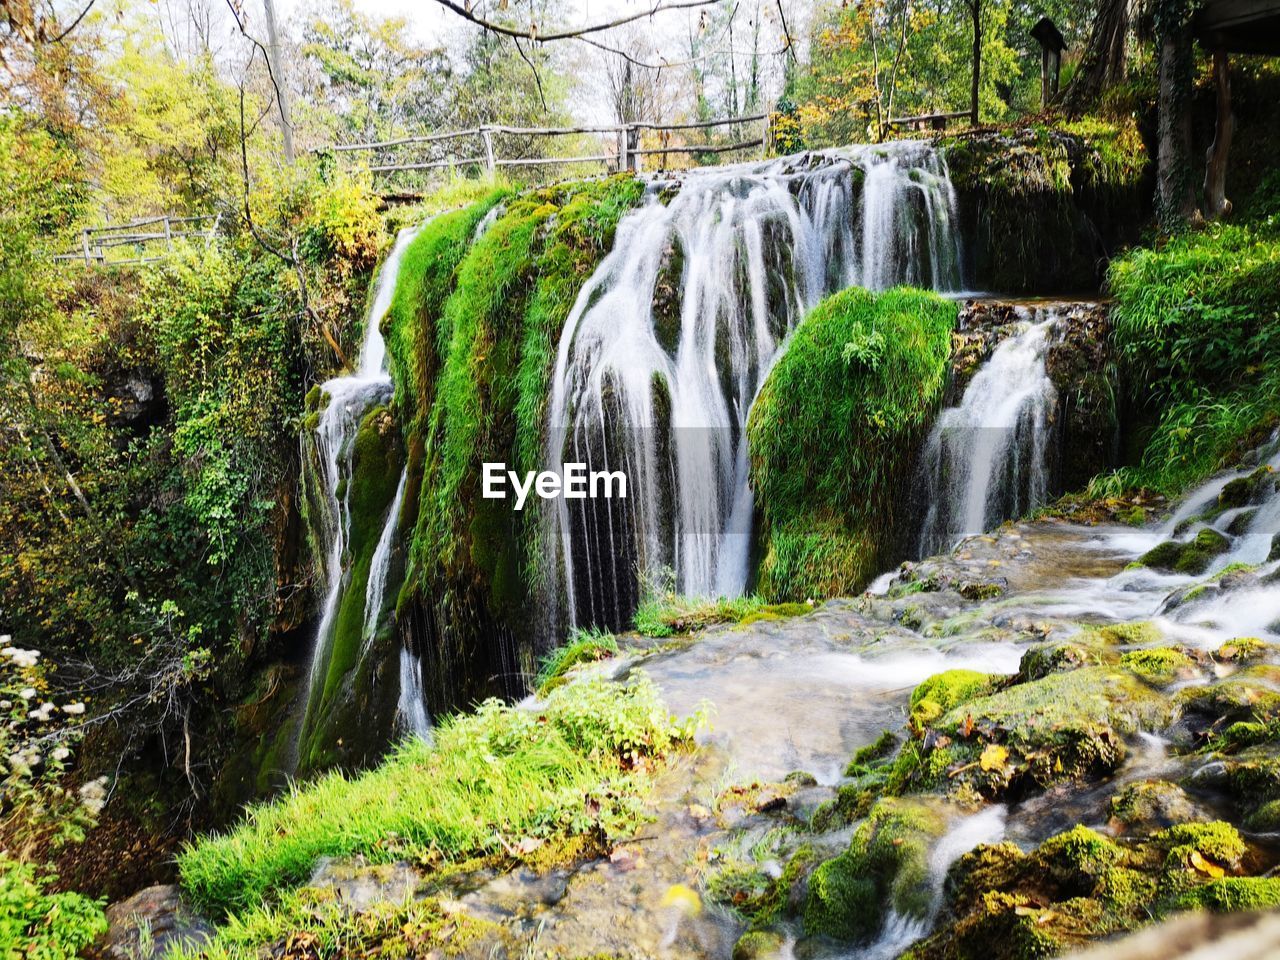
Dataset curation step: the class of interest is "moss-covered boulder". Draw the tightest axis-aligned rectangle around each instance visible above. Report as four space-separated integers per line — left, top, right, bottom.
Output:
1109 780 1206 832
748 287 956 601
911 821 1261 959
1138 528 1231 575
898 665 1178 798
804 798 948 942
909 670 1001 730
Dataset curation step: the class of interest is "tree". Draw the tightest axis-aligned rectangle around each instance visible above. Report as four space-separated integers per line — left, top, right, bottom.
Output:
298 0 453 145
1062 0 1131 111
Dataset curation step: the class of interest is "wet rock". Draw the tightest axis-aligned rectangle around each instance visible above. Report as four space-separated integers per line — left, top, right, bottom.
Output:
308 857 422 912
957 578 1007 601
1138 528 1231 575
102 885 212 960
1109 780 1208 832
733 930 786 959
804 797 948 942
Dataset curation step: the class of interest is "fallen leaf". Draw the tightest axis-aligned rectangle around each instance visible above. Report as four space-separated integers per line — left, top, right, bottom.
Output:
980 743 1009 772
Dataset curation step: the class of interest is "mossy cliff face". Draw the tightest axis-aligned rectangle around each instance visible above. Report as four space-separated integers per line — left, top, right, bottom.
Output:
383 176 645 714
942 120 1151 293
748 286 956 601
296 404 405 774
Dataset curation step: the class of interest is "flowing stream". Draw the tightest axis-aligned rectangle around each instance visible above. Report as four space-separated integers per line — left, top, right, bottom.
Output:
545 143 963 634
916 306 1061 556
295 226 424 757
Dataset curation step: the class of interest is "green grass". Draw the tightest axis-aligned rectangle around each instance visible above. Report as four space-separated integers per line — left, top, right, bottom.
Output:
1093 210 1280 498
747 286 956 601
179 673 699 918
535 627 619 695
169 892 492 960
632 592 769 637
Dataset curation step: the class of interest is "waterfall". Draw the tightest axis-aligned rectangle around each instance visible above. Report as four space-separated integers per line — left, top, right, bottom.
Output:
296 226 423 754
545 143 962 633
916 307 1060 556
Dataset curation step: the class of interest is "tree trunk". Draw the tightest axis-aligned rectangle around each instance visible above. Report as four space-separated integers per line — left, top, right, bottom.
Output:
262 0 295 164
969 0 981 125
1063 0 1130 112
1156 2 1200 230
1203 48 1233 220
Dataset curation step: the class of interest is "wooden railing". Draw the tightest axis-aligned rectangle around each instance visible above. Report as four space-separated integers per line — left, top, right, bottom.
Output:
53 214 221 266
319 114 771 178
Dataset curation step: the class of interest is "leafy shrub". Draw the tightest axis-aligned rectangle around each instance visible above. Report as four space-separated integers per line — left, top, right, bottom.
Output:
0 859 106 960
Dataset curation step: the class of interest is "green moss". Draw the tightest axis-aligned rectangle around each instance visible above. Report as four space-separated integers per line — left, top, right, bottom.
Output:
535 627 618 696
390 177 644 693
1173 877 1280 913
1119 647 1194 685
1089 621 1163 646
737 601 813 626
748 287 956 601
1218 637 1271 662
298 405 404 767
909 670 999 730
1138 528 1231 574
732 931 786 960
846 729 899 776
1109 780 1200 830
924 666 1175 795
1156 821 1246 871
803 799 945 942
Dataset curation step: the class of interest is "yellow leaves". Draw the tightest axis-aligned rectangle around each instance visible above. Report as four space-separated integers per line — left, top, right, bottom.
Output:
1189 849 1225 878
980 743 1009 771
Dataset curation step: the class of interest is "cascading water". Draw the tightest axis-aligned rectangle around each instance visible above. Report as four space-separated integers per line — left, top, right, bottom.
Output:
295 226 427 757
916 306 1060 556
545 143 962 632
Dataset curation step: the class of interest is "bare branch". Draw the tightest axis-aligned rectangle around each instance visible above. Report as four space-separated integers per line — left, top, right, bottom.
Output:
428 0 717 42
48 0 96 43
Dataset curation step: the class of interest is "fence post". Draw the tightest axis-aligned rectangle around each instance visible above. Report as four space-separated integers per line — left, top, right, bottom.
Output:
617 126 627 172
481 127 495 177
627 125 641 174
164 217 173 251
761 113 771 160
81 229 91 265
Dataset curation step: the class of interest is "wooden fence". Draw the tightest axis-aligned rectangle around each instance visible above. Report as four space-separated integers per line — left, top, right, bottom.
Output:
319 113 771 178
53 214 221 266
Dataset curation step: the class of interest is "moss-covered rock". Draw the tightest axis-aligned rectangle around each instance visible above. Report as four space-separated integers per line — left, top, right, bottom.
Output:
941 120 1150 294
803 798 947 942
748 287 956 601
909 670 1001 730
1119 647 1195 686
1109 780 1205 832
904 665 1177 798
913 820 1262 959
1138 528 1231 574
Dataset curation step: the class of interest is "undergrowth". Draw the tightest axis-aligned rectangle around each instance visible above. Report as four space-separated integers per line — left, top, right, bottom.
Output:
535 626 618 695
748 286 956 601
1098 202 1280 497
178 674 699 918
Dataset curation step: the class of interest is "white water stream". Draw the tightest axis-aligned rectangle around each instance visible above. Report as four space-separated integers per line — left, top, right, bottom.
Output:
916 307 1060 556
296 226 427 752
